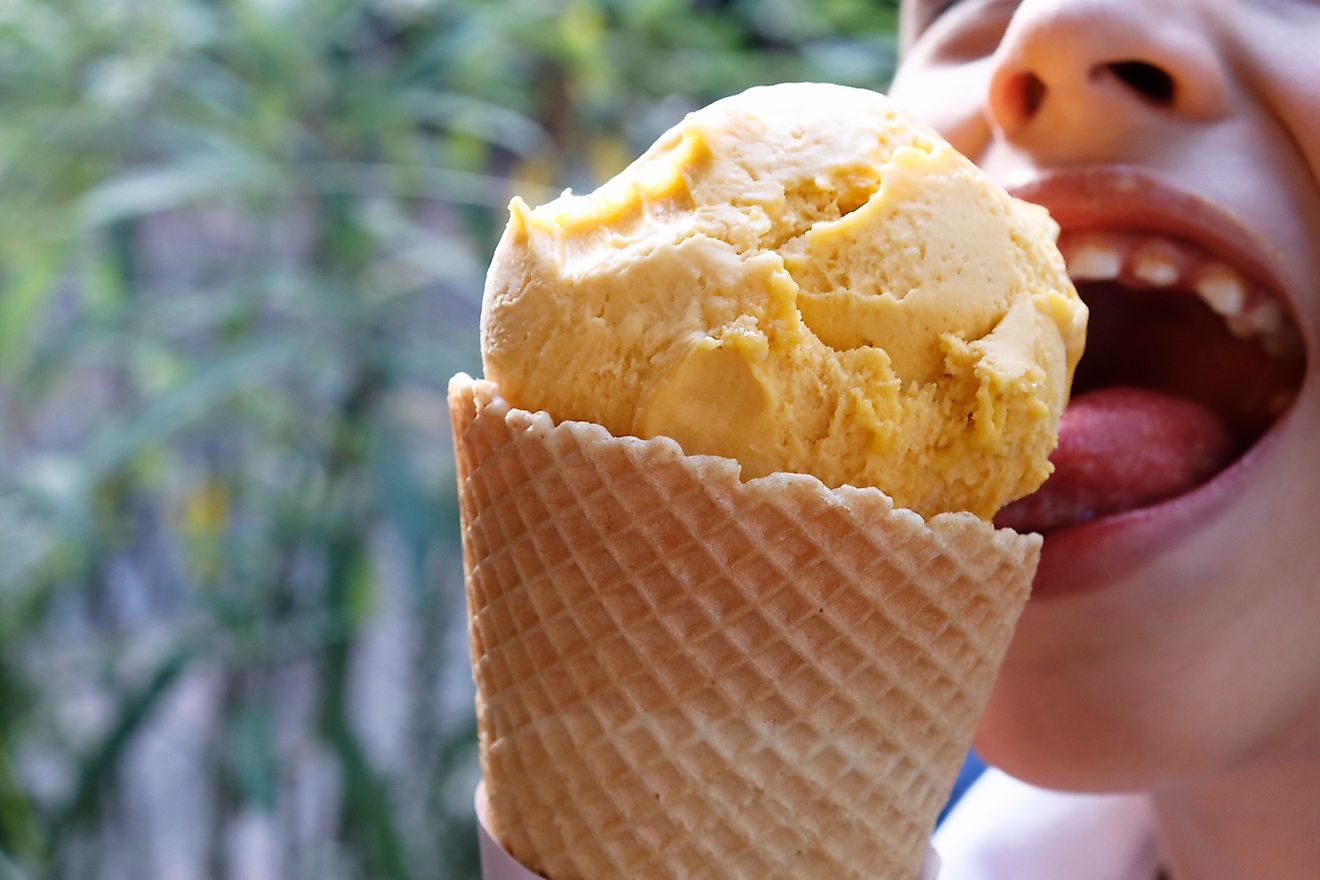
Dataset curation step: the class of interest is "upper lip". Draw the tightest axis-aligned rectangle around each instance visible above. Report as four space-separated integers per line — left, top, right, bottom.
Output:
1007 166 1302 329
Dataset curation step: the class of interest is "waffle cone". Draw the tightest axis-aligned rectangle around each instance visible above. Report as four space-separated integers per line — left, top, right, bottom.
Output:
450 373 1039 880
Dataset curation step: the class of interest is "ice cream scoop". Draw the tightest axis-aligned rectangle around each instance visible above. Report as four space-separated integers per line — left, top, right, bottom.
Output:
481 82 1086 519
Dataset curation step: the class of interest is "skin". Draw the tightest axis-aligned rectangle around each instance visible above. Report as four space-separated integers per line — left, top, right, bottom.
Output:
890 2 1320 878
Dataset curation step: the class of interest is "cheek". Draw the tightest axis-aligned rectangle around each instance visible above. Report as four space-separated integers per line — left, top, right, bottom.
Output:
970 600 1186 791
889 56 996 160
1234 14 1320 215
971 627 1223 791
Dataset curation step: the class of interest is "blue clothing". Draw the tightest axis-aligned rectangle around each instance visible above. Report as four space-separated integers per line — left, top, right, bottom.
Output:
938 751 987 826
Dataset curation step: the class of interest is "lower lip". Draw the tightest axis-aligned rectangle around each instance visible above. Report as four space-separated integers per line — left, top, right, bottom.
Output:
1025 403 1292 599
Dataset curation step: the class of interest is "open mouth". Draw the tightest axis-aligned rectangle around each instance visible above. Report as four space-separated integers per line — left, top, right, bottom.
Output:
995 228 1307 534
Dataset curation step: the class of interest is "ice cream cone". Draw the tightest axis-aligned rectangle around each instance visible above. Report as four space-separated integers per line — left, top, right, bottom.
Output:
450 373 1039 880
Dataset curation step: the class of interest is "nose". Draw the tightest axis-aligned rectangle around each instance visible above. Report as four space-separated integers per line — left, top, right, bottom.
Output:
986 0 1229 162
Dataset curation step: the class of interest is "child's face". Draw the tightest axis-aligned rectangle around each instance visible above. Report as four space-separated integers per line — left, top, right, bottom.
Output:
891 0 1320 790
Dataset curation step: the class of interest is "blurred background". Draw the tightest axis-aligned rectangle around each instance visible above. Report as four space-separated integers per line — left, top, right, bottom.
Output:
0 2 900 877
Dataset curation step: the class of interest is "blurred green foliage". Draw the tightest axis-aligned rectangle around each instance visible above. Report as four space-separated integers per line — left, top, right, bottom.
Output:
0 1 898 877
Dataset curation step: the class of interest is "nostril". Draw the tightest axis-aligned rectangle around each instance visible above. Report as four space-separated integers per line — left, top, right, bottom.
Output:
1104 60 1176 106
1001 71 1048 125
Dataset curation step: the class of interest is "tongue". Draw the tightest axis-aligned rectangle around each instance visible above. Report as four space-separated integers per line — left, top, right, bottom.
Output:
994 387 1233 533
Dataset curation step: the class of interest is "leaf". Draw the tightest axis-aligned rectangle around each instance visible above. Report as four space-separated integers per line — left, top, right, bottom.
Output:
80 333 318 481
344 548 377 629
76 152 278 229
49 646 196 843
397 90 551 156
300 160 554 209
226 704 278 811
0 850 32 880
0 241 66 371
0 736 43 865
369 421 436 590
0 495 63 624
319 535 412 880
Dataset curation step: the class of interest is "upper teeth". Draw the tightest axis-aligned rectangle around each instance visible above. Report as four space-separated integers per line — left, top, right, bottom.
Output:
1245 299 1283 334
1131 248 1180 286
1194 265 1246 316
1065 242 1122 280
1057 231 1300 361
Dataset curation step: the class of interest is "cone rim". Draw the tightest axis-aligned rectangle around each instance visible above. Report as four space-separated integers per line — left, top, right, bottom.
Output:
449 371 1041 550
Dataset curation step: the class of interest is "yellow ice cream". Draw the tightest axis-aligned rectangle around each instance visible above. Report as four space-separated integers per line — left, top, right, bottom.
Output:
481 83 1086 519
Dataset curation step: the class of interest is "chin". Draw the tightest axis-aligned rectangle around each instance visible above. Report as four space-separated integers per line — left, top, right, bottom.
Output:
972 646 1208 793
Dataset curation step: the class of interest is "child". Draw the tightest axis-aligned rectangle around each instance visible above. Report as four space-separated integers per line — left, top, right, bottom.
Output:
890 1 1320 877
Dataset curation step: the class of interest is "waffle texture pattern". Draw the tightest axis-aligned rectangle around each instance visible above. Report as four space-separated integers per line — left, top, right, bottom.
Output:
450 374 1039 880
